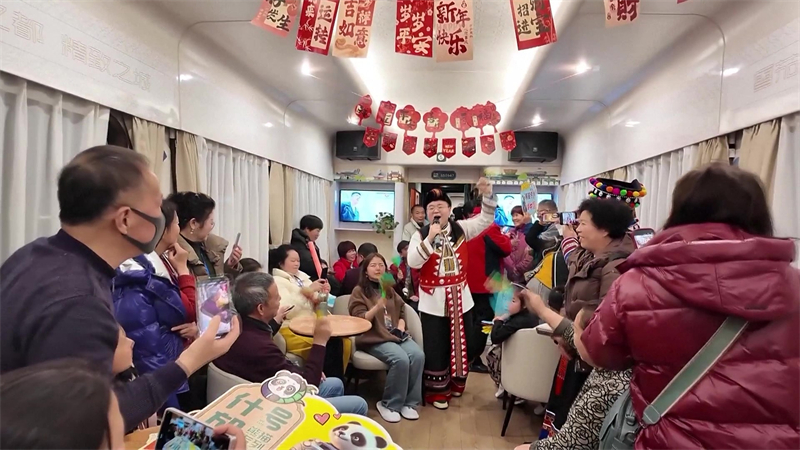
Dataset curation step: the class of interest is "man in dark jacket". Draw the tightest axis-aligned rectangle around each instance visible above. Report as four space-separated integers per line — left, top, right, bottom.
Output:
290 215 324 281
340 242 378 296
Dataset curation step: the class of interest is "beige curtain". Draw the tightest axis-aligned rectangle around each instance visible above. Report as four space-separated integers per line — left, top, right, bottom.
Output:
739 119 781 199
283 166 297 244
693 136 728 168
175 131 202 192
269 162 286 246
127 117 166 182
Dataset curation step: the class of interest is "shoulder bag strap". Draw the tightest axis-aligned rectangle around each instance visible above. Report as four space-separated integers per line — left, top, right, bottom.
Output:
642 316 748 426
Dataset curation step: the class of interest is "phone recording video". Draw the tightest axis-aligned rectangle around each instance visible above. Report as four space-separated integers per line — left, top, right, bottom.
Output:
196 278 235 338
543 211 577 224
633 228 656 248
156 408 232 450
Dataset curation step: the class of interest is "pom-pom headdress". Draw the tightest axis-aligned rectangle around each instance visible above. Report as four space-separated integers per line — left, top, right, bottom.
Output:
587 177 647 209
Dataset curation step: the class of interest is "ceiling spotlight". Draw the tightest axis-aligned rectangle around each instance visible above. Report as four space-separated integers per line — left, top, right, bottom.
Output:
301 60 312 76
575 61 591 75
178 74 193 81
722 67 740 77
347 116 358 125
624 120 640 127
532 116 544 126
264 122 274 128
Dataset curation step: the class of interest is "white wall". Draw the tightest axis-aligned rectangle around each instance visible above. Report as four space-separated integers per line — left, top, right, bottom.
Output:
561 2 800 184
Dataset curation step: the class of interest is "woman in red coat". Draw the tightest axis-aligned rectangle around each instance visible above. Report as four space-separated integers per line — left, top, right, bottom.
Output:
582 164 800 449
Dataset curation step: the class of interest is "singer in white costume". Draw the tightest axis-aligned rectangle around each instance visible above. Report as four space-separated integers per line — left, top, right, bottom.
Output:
407 178 496 410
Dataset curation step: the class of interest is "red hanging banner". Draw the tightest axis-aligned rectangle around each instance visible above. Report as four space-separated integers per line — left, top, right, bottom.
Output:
396 0 434 58
363 127 380 147
403 135 418 155
423 107 448 138
450 106 472 138
354 94 372 125
382 132 398 152
480 134 496 154
251 0 300 37
434 0 475 62
332 0 377 57
510 0 557 51
423 137 438 158
604 0 640 27
499 131 517 151
442 138 457 159
296 0 340 55
396 105 422 137
462 137 476 158
376 101 397 132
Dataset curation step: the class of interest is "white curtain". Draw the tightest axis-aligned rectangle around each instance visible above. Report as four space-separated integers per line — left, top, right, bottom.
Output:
292 170 332 262
198 138 271 265
559 178 592 211
770 112 800 268
0 72 109 263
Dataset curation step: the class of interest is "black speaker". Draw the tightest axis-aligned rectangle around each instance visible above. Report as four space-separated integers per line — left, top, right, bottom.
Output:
507 131 559 163
335 131 381 161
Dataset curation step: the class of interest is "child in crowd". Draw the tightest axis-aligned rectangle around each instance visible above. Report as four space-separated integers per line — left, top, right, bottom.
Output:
486 290 539 402
112 326 158 431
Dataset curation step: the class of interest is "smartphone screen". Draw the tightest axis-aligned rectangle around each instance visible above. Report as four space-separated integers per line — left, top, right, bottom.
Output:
196 278 234 338
320 267 329 280
156 408 231 450
633 228 656 248
558 211 577 224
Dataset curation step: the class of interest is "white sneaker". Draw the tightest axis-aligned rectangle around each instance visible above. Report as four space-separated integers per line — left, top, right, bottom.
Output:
495 386 505 398
432 400 449 410
514 397 525 406
376 402 401 423
533 403 546 415
400 406 419 420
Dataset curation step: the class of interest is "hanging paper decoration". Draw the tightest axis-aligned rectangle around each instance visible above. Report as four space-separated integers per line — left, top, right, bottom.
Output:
251 0 300 37
332 0 377 58
499 130 517 151
434 0 475 62
403 135 418 155
462 137 477 158
396 105 422 137
510 0 557 51
480 134 496 154
423 107 448 138
296 0 340 55
363 127 380 147
382 131 398 152
396 0 434 58
450 106 472 138
354 94 372 125
484 101 501 134
423 137 438 158
468 104 485 132
442 138 457 159
376 101 397 131
604 0 640 27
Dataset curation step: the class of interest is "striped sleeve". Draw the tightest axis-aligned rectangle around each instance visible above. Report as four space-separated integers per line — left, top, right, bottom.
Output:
560 237 579 259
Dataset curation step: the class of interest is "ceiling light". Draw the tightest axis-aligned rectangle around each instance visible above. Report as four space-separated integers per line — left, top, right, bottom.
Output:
178 74 193 81
722 67 740 77
347 116 359 125
532 115 544 126
301 60 312 76
264 122 274 128
575 61 591 75
624 120 640 127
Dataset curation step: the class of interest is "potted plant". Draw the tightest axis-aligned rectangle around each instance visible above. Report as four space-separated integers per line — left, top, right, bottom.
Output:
372 212 399 235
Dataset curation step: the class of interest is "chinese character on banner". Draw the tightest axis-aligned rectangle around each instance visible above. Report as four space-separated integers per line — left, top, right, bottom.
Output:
468 104 484 131
332 0 376 57
376 100 397 131
396 105 422 137
382 132 398 152
296 0 340 54
423 137 438 158
604 0 640 27
462 137 476 158
354 94 372 125
480 134 496 155
483 101 502 134
450 106 472 138
510 0 557 51
363 127 380 147
424 107 449 138
499 130 517 151
434 0 474 62
251 0 299 37
442 138 457 159
403 135 418 155
396 0 434 57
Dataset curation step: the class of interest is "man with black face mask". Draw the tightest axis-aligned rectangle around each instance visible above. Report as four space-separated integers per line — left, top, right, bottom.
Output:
0 146 240 431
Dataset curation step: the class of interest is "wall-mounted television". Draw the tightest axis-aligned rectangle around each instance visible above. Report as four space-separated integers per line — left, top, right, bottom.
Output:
339 189 396 223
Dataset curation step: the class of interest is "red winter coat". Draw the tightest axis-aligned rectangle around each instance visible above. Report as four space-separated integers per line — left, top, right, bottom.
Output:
467 223 512 294
582 223 800 449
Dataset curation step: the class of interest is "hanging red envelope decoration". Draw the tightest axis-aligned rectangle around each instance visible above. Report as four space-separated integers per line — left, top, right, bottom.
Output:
450 107 472 138
423 107 448 138
462 137 477 158
481 101 501 134
376 100 397 131
296 0 341 55
363 127 380 147
396 105 422 137
354 94 373 125
395 0 434 58
480 134 496 154
403 134 418 155
382 131 398 152
442 138 457 159
251 0 300 37
423 137 438 158
500 130 517 151
468 104 485 132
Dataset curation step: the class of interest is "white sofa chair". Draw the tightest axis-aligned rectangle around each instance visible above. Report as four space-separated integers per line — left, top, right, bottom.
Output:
500 327 561 436
207 363 250 403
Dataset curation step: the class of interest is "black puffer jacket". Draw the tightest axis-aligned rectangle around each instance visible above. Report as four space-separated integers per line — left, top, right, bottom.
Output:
290 228 322 281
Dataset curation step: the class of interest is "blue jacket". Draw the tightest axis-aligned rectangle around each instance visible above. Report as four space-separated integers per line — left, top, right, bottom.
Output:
112 254 188 397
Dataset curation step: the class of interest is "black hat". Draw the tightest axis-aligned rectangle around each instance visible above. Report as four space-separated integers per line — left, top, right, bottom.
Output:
588 177 647 209
424 188 452 208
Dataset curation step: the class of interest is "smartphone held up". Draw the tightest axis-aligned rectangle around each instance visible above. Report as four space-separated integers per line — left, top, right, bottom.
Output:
197 278 236 338
156 408 233 450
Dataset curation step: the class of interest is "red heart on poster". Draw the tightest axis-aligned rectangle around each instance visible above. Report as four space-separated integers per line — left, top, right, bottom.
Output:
363 127 380 147
462 137 476 157
314 413 331 425
500 131 517 151
442 138 457 159
480 134 496 155
333 413 342 420
423 137 438 158
396 105 421 134
403 134 418 155
423 107 448 138
382 132 398 152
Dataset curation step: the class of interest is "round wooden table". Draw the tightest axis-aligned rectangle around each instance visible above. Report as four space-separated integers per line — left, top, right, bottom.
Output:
288 315 372 338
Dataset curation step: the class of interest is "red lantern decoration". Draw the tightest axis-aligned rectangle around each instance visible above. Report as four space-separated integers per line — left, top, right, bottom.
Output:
376 100 397 131
499 130 517 151
442 138 457 159
403 135 418 155
423 138 438 158
480 134 496 155
462 137 476 158
450 107 471 138
423 107 448 138
363 127 380 147
354 95 372 125
396 105 421 137
382 132 398 152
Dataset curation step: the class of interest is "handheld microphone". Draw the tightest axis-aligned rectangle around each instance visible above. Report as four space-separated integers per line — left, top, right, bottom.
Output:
433 215 441 224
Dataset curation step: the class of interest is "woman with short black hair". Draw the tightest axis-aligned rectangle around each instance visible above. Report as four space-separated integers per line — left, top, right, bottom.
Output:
332 240 357 282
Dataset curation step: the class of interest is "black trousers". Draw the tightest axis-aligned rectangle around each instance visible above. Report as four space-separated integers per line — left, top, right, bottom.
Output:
467 293 495 363
421 309 475 398
322 337 345 379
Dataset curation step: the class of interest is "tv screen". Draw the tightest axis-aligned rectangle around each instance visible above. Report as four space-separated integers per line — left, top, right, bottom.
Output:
339 189 396 223
494 193 554 226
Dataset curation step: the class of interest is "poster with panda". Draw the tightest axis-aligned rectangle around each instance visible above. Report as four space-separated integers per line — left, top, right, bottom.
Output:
190 371 401 450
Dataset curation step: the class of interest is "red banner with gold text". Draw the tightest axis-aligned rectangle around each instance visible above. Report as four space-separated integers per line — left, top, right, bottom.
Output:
510 0 557 51
296 0 340 55
396 0 434 58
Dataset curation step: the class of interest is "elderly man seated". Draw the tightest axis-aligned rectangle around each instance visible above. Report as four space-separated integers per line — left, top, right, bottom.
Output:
214 272 367 415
